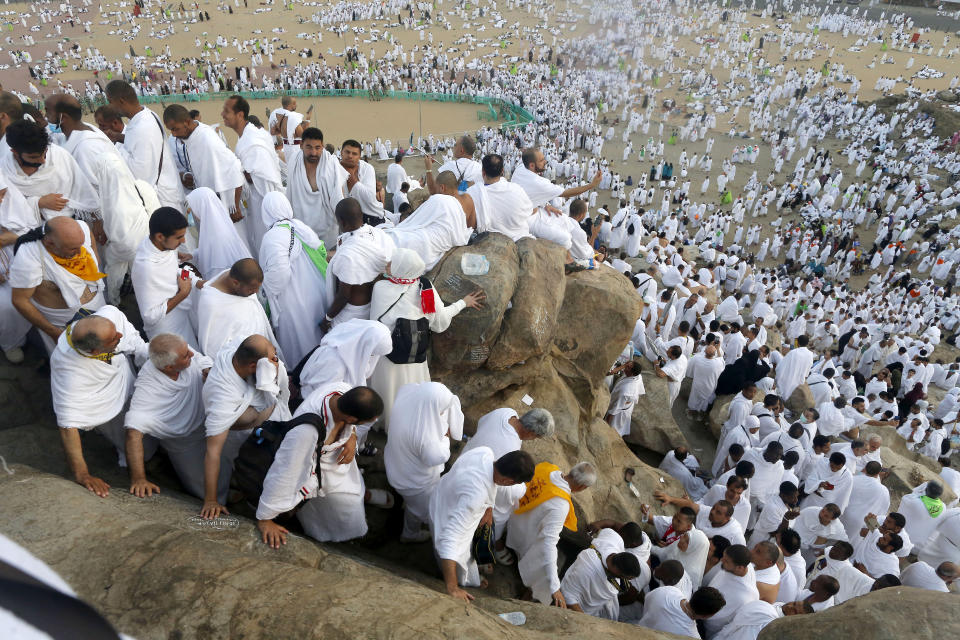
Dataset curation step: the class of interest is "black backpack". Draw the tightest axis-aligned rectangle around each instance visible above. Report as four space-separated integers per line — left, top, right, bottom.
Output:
232 412 327 510
377 276 433 365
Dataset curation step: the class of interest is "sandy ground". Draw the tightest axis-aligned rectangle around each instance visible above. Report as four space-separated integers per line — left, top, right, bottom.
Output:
151 96 500 148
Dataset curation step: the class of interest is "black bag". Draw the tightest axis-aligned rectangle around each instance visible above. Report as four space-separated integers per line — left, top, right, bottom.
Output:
232 412 327 509
378 276 433 365
471 522 497 565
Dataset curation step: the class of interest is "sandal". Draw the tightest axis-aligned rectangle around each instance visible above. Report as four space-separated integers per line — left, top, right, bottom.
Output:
366 489 395 509
359 443 379 457
494 546 515 565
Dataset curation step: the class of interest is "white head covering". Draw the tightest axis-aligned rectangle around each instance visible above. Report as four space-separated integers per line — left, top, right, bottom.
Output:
388 247 426 280
391 381 464 441
319 318 393 382
186 186 252 277
260 191 323 255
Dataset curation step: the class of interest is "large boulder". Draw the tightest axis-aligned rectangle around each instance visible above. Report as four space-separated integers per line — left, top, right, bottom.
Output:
759 587 960 640
876 445 958 510
428 232 519 372
624 370 692 455
486 238 567 370
0 466 677 640
708 393 735 439
785 383 815 416
425 236 683 523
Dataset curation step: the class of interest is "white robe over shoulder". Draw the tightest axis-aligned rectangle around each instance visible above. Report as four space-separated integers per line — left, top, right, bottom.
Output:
286 148 347 250
385 382 461 525
560 528 625 620
131 237 199 348
505 470 572 604
259 192 329 365
196 271 282 363
385 194 471 270
123 349 212 497
429 446 497 587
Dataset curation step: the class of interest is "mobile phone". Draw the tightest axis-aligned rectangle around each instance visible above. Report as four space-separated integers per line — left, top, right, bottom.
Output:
823 482 835 490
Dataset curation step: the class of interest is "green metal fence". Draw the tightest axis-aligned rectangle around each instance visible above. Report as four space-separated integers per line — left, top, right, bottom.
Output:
49 89 534 131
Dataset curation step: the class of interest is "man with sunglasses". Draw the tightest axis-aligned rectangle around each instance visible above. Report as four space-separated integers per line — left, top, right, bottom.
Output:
0 119 100 221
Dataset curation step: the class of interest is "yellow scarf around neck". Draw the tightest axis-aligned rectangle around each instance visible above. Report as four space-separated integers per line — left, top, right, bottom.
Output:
514 462 577 531
49 246 106 282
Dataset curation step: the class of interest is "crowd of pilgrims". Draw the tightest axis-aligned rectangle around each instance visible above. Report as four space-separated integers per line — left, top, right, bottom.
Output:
0 0 960 636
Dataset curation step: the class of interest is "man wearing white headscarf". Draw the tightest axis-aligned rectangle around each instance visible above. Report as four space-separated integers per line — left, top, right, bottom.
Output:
50 305 148 498
384 382 463 542
368 247 484 425
185 187 253 279
507 461 596 606
0 172 39 363
9 216 106 353
298 319 392 396
196 258 282 362
131 207 200 349
223 96 283 252
259 192 329 365
123 334 212 499
200 334 291 519
384 193 472 270
286 128 346 250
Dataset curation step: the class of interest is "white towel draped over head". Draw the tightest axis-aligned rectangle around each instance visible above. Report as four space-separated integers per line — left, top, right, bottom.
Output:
186 186 252 277
260 191 323 258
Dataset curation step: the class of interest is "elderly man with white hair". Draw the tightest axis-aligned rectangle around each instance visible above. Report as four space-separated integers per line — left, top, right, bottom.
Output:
384 382 464 543
123 334 213 500
49 305 148 498
461 406 556 553
506 461 597 607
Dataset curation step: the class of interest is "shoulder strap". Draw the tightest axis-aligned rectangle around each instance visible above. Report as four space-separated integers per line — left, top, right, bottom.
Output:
150 110 165 185
377 288 408 322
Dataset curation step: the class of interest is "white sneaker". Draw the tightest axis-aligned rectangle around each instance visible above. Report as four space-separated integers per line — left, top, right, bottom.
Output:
3 347 24 364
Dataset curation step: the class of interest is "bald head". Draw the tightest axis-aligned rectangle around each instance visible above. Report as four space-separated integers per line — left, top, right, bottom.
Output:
335 197 363 232
71 315 119 354
41 217 87 260
435 170 459 193
937 562 959 582
234 334 273 366
705 345 717 358
224 258 263 297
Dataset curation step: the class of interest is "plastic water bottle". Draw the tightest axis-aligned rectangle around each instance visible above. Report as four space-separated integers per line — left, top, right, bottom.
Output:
498 612 526 626
461 253 490 275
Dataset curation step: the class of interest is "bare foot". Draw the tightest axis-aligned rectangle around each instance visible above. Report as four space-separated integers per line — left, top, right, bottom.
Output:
479 578 489 589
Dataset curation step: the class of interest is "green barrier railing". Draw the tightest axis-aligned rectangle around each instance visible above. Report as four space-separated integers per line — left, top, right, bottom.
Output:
49 89 535 131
